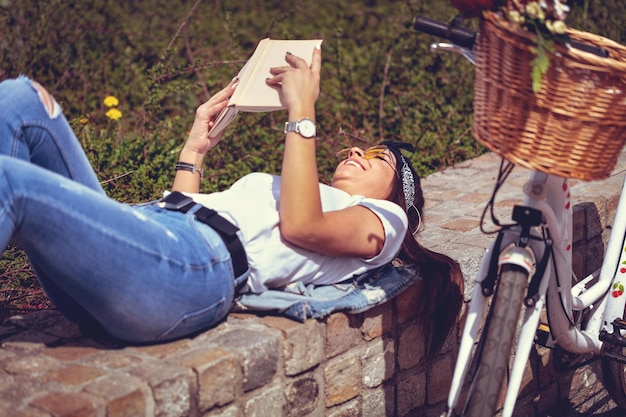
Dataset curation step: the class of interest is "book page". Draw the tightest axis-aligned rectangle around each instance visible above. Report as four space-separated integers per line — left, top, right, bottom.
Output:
208 38 322 138
207 106 239 138
207 52 258 138
225 38 269 107
234 39 322 111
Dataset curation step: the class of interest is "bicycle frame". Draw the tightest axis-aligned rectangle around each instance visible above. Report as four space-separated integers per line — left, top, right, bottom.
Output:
445 169 626 417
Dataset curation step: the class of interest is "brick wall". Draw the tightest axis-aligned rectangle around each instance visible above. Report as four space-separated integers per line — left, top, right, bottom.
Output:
0 280 454 417
1 151 624 416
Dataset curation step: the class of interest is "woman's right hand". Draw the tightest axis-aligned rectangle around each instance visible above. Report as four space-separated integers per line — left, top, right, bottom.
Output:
266 45 321 120
172 78 237 193
183 78 239 155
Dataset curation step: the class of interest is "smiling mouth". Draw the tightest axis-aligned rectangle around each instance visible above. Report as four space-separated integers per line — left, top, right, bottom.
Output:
345 160 364 170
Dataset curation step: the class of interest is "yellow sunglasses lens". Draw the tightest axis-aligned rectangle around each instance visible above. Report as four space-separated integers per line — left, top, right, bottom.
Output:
336 145 388 160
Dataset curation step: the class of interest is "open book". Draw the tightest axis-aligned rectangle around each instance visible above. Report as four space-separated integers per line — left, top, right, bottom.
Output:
208 38 323 138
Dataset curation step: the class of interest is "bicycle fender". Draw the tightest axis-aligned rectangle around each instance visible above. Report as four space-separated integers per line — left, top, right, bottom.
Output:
499 245 535 276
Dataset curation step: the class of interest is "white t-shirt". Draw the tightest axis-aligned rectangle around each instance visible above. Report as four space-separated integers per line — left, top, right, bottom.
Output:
187 173 407 293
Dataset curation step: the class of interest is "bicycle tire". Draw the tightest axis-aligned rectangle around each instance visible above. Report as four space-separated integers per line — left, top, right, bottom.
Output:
463 264 528 417
601 320 626 408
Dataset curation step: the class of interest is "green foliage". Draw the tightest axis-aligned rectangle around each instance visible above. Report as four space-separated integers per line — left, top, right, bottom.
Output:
530 36 554 94
0 0 625 317
0 0 479 189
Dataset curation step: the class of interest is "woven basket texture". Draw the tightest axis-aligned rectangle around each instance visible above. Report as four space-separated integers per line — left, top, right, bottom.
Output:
473 13 626 180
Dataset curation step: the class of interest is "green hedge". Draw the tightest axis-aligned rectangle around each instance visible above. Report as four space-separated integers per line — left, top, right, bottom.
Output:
0 0 624 315
1 0 479 201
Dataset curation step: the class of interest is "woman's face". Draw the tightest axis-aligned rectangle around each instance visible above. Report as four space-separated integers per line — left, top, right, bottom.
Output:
331 146 397 199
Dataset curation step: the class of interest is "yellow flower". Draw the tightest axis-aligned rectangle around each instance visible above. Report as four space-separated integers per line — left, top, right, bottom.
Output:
79 117 89 124
105 108 122 120
103 95 119 107
552 20 567 35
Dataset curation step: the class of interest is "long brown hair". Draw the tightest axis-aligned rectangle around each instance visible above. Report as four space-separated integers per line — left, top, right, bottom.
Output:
382 141 464 357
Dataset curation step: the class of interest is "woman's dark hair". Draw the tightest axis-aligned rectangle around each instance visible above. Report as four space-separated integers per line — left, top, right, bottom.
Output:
381 141 464 357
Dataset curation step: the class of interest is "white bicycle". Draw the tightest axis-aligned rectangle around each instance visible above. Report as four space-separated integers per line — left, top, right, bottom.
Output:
414 16 626 417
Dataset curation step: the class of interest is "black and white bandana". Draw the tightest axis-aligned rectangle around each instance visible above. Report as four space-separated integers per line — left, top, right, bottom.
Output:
380 141 422 232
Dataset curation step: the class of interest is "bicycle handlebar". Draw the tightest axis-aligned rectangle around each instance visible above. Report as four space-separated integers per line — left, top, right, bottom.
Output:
413 15 609 58
413 16 476 49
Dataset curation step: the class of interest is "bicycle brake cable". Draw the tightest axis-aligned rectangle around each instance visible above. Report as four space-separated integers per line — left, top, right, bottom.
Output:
480 158 516 234
545 227 580 328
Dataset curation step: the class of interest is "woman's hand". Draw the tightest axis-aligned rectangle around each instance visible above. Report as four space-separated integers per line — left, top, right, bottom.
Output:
266 45 321 119
172 78 237 193
183 77 238 155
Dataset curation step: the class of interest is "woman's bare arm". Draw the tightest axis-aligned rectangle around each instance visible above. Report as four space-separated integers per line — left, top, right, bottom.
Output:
266 47 386 258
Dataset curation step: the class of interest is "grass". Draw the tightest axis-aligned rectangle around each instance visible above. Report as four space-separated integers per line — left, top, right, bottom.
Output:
0 0 624 319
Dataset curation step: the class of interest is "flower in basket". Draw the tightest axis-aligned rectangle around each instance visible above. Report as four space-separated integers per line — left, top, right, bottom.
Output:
450 0 571 93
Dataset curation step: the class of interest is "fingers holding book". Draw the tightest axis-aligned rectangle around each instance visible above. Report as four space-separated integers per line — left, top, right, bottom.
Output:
207 39 322 139
185 78 239 154
266 45 322 115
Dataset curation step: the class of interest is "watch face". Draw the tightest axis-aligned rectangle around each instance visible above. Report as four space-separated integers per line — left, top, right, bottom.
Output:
298 120 316 137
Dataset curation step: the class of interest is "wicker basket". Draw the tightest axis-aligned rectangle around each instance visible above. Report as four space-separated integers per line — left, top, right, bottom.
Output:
473 13 626 180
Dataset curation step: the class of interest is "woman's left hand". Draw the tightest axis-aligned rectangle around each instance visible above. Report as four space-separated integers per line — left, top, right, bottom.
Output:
266 45 321 118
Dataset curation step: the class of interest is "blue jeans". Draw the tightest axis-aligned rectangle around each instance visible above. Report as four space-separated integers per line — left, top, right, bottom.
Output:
0 76 246 343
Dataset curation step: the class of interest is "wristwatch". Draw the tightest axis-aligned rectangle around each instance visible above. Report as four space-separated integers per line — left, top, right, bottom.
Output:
284 118 316 138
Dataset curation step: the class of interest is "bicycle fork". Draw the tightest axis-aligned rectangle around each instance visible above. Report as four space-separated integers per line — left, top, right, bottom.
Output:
445 172 577 417
444 213 546 417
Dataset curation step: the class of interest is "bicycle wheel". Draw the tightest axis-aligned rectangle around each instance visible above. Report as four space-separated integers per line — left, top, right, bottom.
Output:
601 319 626 408
463 264 528 417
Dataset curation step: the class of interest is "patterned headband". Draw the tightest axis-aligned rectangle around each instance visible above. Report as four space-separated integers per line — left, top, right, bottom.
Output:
380 141 422 233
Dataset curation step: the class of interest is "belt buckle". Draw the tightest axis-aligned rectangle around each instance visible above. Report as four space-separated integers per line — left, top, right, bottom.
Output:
158 192 195 211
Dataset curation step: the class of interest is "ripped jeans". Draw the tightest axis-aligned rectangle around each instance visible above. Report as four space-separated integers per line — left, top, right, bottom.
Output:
0 76 244 343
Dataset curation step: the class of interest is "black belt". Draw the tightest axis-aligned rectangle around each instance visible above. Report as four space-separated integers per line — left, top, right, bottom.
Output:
158 192 248 278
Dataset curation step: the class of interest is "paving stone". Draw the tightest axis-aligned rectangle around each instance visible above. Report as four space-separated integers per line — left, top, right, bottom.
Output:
44 364 107 386
42 346 99 363
397 323 424 371
86 350 144 370
4 354 61 377
324 313 361 359
256 316 324 376
244 383 284 417
325 398 360 417
31 391 100 417
209 325 281 392
205 404 242 417
11 405 52 417
0 348 16 364
362 384 395 417
396 371 426 416
177 346 240 412
130 363 194 417
361 337 395 388
426 354 453 405
441 218 482 233
130 338 193 358
284 373 320 417
324 352 360 407
84 375 151 417
394 282 422 325
361 302 393 341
